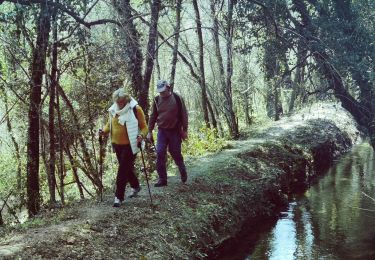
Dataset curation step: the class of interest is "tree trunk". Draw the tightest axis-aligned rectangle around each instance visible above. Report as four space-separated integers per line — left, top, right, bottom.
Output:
141 0 161 114
225 0 239 137
26 2 51 217
211 0 237 136
206 97 218 129
56 85 65 204
155 35 161 80
263 39 282 121
289 45 307 112
274 79 281 121
56 85 102 191
65 145 85 200
241 60 252 126
112 0 144 102
192 0 210 127
48 1 58 204
170 0 182 90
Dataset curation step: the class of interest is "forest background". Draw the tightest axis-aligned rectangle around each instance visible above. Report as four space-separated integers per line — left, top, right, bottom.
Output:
0 0 374 224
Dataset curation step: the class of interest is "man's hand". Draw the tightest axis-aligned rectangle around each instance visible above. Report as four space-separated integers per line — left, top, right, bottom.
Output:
147 132 154 143
181 130 188 141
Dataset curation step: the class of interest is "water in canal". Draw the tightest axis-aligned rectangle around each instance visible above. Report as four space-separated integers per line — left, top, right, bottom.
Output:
236 142 375 260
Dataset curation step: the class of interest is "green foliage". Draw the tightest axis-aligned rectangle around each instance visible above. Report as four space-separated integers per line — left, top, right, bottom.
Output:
0 152 19 194
182 126 226 157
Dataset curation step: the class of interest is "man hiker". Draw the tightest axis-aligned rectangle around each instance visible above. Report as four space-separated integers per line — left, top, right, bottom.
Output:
99 88 148 207
147 79 188 187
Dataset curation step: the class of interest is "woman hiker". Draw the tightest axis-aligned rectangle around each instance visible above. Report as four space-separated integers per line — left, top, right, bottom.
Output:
99 88 148 207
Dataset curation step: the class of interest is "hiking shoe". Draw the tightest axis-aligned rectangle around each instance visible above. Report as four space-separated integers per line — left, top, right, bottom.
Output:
154 180 167 187
129 187 141 198
113 197 121 207
181 171 187 183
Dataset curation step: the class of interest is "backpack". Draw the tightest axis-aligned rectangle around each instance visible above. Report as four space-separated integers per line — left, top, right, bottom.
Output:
133 105 138 120
153 93 182 124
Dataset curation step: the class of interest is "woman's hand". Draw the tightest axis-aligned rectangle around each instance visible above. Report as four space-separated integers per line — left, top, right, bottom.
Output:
137 135 143 148
98 129 108 137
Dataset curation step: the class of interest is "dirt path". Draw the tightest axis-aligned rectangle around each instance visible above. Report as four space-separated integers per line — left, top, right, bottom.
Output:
0 102 361 259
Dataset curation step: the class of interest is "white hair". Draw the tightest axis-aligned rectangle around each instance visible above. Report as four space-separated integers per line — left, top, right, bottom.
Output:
112 88 129 102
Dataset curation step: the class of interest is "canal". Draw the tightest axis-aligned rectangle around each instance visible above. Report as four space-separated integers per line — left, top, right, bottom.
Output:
223 142 375 259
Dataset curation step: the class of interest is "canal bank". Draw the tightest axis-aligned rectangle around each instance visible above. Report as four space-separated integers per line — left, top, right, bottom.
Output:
205 103 362 259
0 103 362 259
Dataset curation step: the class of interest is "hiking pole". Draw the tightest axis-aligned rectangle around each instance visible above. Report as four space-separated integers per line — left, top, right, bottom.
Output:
138 141 154 210
98 130 104 202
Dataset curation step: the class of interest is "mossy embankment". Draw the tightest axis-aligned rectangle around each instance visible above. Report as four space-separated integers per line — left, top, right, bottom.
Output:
0 103 361 259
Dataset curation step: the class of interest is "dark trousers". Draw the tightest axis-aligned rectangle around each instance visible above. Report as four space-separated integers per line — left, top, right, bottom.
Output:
113 144 139 201
156 128 187 182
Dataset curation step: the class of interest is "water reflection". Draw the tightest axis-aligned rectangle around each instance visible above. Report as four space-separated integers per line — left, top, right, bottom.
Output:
249 142 375 260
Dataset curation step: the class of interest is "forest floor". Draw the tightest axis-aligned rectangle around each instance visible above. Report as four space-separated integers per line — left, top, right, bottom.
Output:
0 102 362 259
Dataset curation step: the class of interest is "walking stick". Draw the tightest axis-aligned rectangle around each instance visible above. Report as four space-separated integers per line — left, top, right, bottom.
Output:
98 132 104 202
138 141 154 210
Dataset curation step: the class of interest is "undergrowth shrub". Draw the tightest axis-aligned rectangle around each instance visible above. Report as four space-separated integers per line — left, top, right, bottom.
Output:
182 126 226 157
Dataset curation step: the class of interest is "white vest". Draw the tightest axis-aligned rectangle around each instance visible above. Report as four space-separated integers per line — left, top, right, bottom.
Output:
108 98 141 154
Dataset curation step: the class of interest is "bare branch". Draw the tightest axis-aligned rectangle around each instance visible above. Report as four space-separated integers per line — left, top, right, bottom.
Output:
5 0 122 28
247 0 279 36
133 8 201 82
363 191 375 203
156 26 216 53
0 76 28 104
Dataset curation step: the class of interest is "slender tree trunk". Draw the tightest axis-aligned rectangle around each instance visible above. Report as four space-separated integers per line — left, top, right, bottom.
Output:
206 98 218 129
81 46 100 176
170 0 182 90
112 0 144 102
0 86 23 203
192 0 210 127
48 1 58 204
244 91 252 125
26 2 51 216
274 79 280 121
210 0 226 87
65 145 84 200
289 46 307 112
40 124 50 188
225 0 239 137
56 85 101 190
241 60 252 126
264 38 282 121
155 35 161 80
141 0 161 114
211 0 237 135
56 85 65 204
